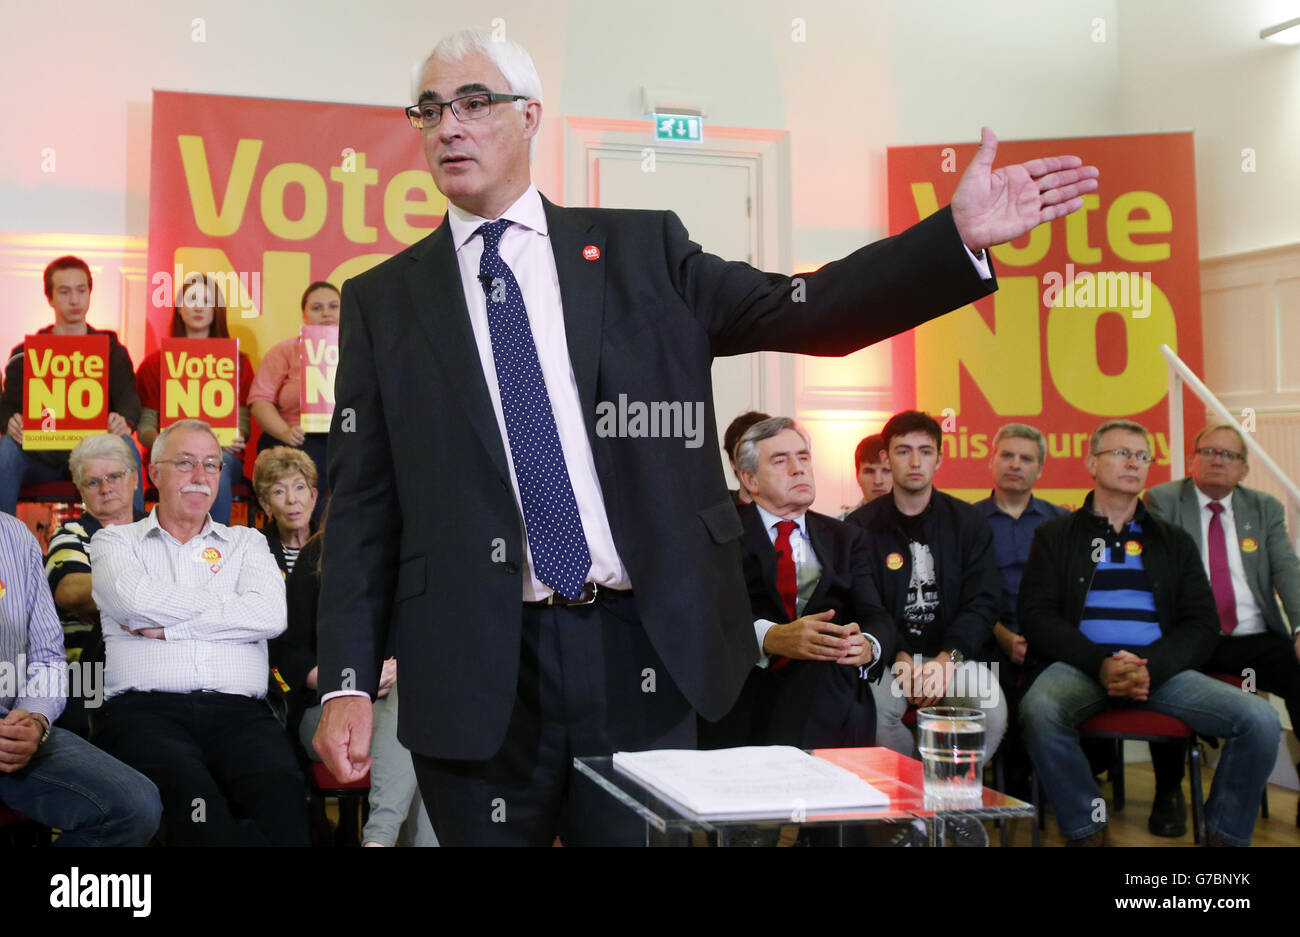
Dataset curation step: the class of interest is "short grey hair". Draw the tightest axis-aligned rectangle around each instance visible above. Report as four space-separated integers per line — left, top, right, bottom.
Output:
1090 419 1152 456
992 423 1048 465
411 29 543 159
734 417 810 476
152 418 221 463
69 434 136 488
1192 423 1248 462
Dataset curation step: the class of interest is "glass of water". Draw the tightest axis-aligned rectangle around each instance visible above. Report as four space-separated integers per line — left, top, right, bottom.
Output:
916 706 986 803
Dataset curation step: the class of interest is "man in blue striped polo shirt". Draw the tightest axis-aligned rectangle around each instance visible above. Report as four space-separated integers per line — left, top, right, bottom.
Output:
1018 419 1280 846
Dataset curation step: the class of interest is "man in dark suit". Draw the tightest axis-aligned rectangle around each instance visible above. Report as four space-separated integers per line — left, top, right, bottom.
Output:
313 27 1099 845
1144 423 1300 834
701 417 894 750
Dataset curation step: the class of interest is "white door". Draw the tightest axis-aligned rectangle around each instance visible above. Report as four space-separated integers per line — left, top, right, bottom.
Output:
593 152 761 483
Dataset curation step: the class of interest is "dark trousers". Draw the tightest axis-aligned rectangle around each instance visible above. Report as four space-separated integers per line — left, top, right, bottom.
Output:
1151 631 1300 788
699 661 876 750
93 691 310 846
412 591 695 846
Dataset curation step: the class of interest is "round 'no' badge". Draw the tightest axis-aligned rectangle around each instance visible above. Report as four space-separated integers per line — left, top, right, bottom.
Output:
886 552 904 571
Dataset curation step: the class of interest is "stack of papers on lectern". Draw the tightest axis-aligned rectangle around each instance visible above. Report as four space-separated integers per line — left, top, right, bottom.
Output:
612 746 889 820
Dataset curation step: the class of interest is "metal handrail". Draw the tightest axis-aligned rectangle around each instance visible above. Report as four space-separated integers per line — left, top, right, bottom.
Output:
1161 343 1300 547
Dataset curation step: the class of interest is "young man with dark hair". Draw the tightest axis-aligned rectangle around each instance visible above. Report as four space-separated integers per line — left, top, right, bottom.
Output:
0 255 143 515
840 433 891 518
845 410 1006 759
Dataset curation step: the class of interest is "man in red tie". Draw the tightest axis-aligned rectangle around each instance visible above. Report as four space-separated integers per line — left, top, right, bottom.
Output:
1144 423 1300 834
698 416 894 751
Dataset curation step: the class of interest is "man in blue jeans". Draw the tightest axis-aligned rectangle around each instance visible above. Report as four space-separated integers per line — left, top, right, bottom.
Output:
0 255 145 516
1019 419 1280 846
0 512 161 845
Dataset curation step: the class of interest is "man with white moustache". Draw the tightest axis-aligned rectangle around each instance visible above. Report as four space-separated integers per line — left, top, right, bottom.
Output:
89 418 309 845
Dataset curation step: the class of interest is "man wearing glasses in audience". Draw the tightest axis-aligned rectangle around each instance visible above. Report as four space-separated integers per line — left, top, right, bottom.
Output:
44 434 147 738
87 418 309 845
1019 419 1279 846
1143 423 1300 834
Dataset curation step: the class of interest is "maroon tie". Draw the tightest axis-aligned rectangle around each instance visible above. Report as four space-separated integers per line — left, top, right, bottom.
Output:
1207 501 1238 634
770 520 799 672
774 520 799 621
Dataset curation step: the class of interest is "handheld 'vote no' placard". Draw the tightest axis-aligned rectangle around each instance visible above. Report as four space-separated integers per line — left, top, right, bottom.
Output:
160 337 240 445
299 325 339 433
22 333 110 450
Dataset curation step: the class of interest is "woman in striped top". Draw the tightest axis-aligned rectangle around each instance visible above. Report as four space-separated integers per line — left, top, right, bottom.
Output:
252 446 318 577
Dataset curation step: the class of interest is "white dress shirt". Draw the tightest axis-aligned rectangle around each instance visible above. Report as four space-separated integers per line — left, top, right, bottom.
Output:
89 511 287 699
751 503 882 670
447 185 632 601
1194 487 1266 637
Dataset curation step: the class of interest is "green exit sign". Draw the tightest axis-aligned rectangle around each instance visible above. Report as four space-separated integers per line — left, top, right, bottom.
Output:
654 114 703 142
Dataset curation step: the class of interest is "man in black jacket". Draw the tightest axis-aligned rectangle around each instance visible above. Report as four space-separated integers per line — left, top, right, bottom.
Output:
846 410 1005 758
702 417 894 750
1019 419 1280 846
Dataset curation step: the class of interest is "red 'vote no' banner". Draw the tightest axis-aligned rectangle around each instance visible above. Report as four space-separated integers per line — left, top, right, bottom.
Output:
146 90 440 368
886 132 1204 508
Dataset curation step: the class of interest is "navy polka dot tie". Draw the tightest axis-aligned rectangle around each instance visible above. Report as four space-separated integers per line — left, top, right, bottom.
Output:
477 219 592 599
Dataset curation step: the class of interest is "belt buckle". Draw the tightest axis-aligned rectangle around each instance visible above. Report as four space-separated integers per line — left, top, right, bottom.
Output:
550 583 598 606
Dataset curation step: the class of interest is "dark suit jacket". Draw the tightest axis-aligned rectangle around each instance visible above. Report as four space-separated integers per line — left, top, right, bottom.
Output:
1144 478 1300 641
317 194 996 760
705 504 895 749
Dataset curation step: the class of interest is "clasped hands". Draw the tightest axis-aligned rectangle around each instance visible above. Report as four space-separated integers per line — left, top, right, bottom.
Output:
762 609 874 667
1099 650 1150 701
892 652 958 707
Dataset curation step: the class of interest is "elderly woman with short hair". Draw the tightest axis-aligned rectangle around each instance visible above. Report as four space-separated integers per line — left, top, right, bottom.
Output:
252 445 318 577
44 433 147 737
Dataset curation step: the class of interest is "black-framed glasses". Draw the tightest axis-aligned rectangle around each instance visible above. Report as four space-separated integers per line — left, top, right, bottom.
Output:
1093 448 1153 464
160 457 222 475
404 92 528 130
1195 446 1246 463
82 470 129 493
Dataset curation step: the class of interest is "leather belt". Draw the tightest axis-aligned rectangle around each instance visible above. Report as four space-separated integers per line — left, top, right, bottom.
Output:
524 582 630 607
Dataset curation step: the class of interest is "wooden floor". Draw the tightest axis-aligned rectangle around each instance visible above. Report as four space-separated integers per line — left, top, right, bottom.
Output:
998 762 1299 846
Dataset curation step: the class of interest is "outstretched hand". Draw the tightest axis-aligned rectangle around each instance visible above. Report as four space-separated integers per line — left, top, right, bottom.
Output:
952 126 1099 253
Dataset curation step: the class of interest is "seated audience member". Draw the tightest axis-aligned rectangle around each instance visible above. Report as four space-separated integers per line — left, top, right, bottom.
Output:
1143 423 1300 835
845 410 1007 759
839 433 891 518
1019 419 1280 846
247 281 339 522
972 423 1067 794
276 523 436 847
722 410 771 507
44 434 147 738
88 418 309 845
135 273 255 526
701 417 894 751
0 512 161 845
252 446 318 576
0 255 144 516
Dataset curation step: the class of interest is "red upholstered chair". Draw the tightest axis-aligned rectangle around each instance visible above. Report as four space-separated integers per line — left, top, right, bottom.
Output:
308 761 370 847
1032 708 1207 845
17 481 80 503
0 803 52 846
